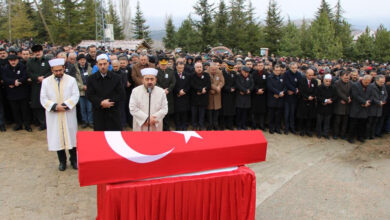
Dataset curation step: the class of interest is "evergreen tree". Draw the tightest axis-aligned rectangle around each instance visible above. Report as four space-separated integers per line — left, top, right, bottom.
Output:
0 0 37 41
333 0 353 58
354 27 375 61
193 0 214 51
79 0 96 40
315 0 333 20
300 19 311 58
35 0 57 43
176 15 201 53
57 0 83 45
279 19 302 57
132 1 152 45
243 1 262 55
106 1 124 40
264 0 283 54
309 10 342 59
373 25 390 62
163 16 176 50
213 0 228 46
226 0 247 53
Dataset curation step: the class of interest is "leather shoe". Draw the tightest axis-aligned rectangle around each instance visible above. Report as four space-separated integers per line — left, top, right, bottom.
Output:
25 126 32 132
284 130 289 135
81 123 88 128
333 135 338 140
58 162 67 171
71 161 78 170
13 125 22 131
39 125 46 131
0 125 6 132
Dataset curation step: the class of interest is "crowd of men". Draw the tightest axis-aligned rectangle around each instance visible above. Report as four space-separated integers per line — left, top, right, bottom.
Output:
0 43 390 145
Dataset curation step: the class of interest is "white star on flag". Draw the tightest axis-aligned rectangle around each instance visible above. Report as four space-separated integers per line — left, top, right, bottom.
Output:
172 131 203 143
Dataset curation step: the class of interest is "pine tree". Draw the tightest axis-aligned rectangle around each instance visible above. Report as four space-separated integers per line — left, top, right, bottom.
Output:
176 15 201 53
132 1 152 45
213 0 228 46
79 0 96 40
315 0 333 20
227 0 247 53
57 0 83 45
163 16 176 50
354 27 375 61
333 0 353 58
373 25 390 62
300 19 311 58
243 1 262 55
106 1 124 40
193 0 215 51
309 10 342 59
264 0 283 54
35 0 57 43
0 0 37 41
279 19 302 57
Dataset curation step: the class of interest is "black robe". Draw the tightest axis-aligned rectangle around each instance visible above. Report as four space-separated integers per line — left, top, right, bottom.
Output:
252 70 267 114
86 71 125 131
297 78 318 119
222 70 236 116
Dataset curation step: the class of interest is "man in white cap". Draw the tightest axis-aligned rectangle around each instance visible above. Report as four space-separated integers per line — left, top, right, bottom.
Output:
315 74 337 139
40 58 80 171
86 54 124 131
130 68 168 131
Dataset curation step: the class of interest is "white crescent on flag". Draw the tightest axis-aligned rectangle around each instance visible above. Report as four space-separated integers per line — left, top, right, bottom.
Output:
104 131 175 164
104 131 202 164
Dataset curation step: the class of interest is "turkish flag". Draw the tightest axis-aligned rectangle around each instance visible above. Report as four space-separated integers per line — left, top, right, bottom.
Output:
77 130 267 186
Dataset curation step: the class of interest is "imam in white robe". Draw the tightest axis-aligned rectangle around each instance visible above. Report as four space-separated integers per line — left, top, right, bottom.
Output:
129 85 168 131
40 74 80 151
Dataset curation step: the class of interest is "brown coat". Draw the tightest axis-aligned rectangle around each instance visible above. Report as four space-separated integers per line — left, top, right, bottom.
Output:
208 70 225 110
131 62 155 86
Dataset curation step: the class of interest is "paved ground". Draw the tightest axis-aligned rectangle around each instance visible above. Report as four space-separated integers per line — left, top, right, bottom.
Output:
0 125 389 219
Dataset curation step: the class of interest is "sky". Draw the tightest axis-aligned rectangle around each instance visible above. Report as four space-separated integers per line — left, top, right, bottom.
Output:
116 0 390 30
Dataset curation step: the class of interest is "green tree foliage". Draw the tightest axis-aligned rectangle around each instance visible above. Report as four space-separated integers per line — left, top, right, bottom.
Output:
354 27 375 61
300 19 311 58
78 0 96 41
213 0 228 46
373 25 390 62
279 19 302 57
163 16 176 50
243 1 262 55
0 0 37 40
264 0 283 54
309 10 342 59
193 0 214 51
106 1 124 40
333 0 353 58
176 15 201 53
226 0 247 53
132 0 152 45
316 0 333 20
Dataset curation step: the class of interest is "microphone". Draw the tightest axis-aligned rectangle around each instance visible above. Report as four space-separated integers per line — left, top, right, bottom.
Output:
147 87 152 131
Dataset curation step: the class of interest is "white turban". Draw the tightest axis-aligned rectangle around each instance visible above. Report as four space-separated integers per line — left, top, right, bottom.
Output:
97 54 109 61
141 68 158 76
49 58 65 67
324 74 332 80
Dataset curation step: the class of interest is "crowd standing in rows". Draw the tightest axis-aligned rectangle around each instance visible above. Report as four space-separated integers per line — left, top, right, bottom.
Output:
1 43 390 148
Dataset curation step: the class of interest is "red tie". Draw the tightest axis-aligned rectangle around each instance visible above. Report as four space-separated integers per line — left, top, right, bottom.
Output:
308 81 311 88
